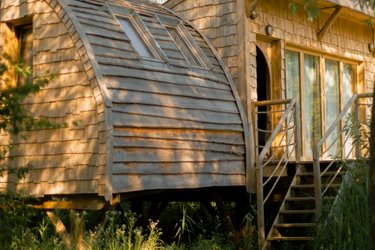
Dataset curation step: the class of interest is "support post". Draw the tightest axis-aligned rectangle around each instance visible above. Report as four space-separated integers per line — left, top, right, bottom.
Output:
355 97 361 158
256 156 265 250
294 98 302 163
212 191 243 249
46 211 72 249
317 6 343 40
313 145 322 220
70 211 85 250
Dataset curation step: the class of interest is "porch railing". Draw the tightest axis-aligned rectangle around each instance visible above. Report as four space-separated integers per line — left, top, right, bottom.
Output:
313 93 373 217
253 97 301 248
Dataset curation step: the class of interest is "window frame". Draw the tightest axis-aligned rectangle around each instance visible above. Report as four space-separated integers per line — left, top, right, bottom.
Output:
107 3 167 62
285 46 360 160
157 15 212 70
17 24 33 66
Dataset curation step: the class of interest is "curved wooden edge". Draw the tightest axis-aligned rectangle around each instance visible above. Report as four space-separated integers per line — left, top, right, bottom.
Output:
159 4 255 193
53 0 115 202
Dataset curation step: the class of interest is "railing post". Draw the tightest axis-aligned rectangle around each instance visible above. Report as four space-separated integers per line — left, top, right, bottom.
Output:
355 97 361 159
294 98 302 162
313 145 322 220
253 104 259 153
256 156 265 250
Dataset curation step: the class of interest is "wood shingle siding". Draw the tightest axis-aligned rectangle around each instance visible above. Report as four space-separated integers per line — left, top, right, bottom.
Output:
0 0 248 199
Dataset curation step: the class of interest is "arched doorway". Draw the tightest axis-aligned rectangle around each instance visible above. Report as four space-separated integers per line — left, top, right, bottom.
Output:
256 46 271 149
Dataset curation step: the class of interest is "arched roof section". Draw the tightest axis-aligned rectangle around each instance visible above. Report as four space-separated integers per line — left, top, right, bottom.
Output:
54 0 250 195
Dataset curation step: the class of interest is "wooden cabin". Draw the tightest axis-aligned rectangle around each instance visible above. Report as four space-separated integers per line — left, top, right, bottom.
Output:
165 0 374 247
0 0 251 208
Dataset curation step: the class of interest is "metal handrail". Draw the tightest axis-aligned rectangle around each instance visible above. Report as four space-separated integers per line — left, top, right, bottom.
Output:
313 93 372 218
254 97 301 249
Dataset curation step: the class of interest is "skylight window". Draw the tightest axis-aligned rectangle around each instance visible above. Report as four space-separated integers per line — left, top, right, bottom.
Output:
107 3 167 62
118 18 153 58
166 26 201 67
158 16 211 69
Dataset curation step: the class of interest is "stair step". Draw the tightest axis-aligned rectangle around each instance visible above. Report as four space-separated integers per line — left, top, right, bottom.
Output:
291 183 341 188
268 236 314 241
285 196 316 210
280 209 316 214
274 223 316 228
285 197 315 201
297 171 345 176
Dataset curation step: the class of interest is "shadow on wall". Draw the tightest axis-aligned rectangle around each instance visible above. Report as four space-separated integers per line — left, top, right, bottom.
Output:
1 0 101 198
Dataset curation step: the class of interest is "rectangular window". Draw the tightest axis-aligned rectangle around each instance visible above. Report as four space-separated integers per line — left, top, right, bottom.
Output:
17 25 33 83
118 18 153 58
285 49 358 160
108 3 167 62
324 59 340 157
303 54 321 159
166 26 202 67
159 15 211 69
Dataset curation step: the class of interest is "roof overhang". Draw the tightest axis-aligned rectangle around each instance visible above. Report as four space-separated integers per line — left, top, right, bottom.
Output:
324 0 375 18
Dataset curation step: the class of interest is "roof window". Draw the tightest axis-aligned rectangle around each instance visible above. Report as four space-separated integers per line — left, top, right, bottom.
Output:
159 16 211 69
108 3 166 61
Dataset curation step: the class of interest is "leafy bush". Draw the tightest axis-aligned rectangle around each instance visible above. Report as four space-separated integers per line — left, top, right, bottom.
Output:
315 114 371 249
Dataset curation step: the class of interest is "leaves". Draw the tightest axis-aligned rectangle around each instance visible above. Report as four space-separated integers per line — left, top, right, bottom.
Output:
0 56 65 179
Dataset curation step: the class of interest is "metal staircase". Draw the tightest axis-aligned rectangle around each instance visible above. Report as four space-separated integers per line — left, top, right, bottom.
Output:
253 93 372 250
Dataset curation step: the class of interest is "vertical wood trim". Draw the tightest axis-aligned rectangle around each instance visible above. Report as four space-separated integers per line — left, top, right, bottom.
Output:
299 52 305 159
339 62 344 158
52 0 114 201
319 56 326 153
160 3 254 192
238 0 256 193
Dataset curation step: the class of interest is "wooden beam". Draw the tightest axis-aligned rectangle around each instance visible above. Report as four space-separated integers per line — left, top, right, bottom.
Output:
34 195 121 210
318 6 343 41
246 0 264 18
46 211 72 249
212 191 243 249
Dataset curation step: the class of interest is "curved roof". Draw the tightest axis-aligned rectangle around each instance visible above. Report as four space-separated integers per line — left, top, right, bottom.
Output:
55 0 249 196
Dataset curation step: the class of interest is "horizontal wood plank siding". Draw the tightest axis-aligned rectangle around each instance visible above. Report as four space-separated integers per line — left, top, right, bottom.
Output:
166 0 240 85
65 0 246 193
0 0 103 197
1 0 247 196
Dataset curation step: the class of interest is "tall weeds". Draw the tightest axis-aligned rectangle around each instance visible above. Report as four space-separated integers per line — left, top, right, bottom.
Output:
315 114 371 249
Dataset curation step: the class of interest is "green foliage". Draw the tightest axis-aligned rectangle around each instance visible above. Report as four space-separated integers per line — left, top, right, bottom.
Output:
288 0 319 21
314 114 371 249
0 57 62 134
315 160 370 250
0 57 65 178
0 192 55 249
85 209 164 250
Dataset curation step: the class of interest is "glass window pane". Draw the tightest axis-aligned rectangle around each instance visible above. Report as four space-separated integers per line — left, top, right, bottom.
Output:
286 50 300 159
303 54 321 159
167 26 201 67
286 50 300 99
324 59 341 157
119 18 153 58
343 63 354 103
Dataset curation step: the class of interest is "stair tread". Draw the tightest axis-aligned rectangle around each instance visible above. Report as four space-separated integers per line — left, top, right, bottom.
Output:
297 171 345 176
285 197 315 201
291 183 341 188
280 209 316 214
268 236 314 241
274 223 316 228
